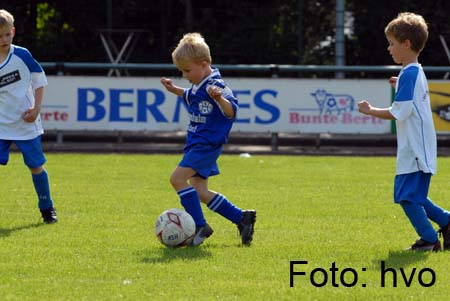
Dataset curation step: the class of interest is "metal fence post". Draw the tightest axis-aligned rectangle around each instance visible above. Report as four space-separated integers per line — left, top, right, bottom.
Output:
271 132 278 151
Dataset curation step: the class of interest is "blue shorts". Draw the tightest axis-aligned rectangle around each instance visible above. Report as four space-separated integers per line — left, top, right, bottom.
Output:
394 171 431 204
179 144 222 179
0 136 46 169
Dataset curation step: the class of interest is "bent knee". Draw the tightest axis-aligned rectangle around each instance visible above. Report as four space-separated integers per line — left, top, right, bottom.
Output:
170 173 189 191
30 166 44 174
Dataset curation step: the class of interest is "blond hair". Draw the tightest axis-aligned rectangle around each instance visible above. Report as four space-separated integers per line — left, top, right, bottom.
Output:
385 12 428 53
0 9 14 28
172 33 212 66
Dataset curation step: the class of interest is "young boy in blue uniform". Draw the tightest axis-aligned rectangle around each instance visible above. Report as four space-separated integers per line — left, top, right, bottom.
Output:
160 33 256 246
358 12 450 251
0 9 57 224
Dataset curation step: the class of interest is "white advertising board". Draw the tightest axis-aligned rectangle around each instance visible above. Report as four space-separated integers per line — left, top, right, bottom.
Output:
42 76 392 133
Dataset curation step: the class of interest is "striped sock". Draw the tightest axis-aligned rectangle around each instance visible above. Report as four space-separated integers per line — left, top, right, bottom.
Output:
207 193 243 224
177 186 206 227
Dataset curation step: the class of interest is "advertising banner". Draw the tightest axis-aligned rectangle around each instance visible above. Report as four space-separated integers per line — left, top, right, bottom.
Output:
429 81 450 133
42 76 392 134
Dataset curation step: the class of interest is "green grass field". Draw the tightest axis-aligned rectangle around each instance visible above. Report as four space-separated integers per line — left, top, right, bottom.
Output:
1 153 450 300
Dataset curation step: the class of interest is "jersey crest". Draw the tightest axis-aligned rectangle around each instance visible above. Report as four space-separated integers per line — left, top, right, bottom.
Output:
198 100 213 115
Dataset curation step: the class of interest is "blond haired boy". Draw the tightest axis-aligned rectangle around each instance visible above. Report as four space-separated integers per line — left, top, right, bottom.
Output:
0 9 57 223
160 33 256 246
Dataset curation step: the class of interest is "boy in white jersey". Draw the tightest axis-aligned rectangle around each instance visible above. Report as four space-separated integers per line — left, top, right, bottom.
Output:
0 9 57 224
358 12 450 251
160 33 256 246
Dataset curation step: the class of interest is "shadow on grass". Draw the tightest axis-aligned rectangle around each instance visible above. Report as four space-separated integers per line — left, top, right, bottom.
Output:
140 246 213 264
371 249 429 270
0 222 43 238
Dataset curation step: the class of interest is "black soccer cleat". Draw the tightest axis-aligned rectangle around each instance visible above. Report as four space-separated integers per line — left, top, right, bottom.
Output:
237 210 256 246
438 222 450 250
406 239 441 252
40 207 58 224
190 223 214 246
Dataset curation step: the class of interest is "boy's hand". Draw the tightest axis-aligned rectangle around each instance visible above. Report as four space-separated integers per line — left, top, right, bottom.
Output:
207 85 235 118
160 77 184 97
22 107 40 122
388 76 398 88
357 100 372 115
207 85 223 102
160 77 174 90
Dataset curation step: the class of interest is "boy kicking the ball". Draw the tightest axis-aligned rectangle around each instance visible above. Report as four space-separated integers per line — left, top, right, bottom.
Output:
358 12 450 251
0 9 57 224
160 33 256 246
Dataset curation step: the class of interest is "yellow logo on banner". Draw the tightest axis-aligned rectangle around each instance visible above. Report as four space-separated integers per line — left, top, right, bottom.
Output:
429 82 450 132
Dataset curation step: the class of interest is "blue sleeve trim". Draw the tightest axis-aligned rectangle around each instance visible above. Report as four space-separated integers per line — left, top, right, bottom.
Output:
13 46 43 73
395 67 418 102
183 88 190 105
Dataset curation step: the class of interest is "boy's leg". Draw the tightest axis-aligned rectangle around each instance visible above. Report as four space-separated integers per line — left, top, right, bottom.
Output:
31 167 58 224
400 201 439 247
423 197 450 249
394 173 440 251
171 166 206 227
422 197 450 227
31 167 54 210
190 176 243 223
207 193 243 224
0 139 12 165
171 166 212 246
177 186 206 227
16 137 57 224
191 177 256 245
177 186 213 246
207 193 256 246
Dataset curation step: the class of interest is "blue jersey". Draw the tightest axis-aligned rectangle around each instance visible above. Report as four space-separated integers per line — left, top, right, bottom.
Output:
182 68 238 149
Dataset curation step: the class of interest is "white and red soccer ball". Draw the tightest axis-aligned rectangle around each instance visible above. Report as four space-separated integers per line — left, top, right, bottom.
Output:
155 208 196 247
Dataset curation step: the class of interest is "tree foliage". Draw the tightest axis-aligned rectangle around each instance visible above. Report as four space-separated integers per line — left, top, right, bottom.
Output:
3 1 450 77
349 0 450 67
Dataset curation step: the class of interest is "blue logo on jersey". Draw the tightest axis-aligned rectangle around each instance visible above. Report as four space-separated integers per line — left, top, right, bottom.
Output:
198 100 213 115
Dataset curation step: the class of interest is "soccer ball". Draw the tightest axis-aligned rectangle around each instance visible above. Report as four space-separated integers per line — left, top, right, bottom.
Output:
155 208 196 248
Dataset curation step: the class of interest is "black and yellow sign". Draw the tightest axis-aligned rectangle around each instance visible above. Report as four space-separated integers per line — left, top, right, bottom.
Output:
429 82 450 133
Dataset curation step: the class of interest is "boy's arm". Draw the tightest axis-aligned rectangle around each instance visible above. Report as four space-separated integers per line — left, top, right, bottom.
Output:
207 86 235 118
160 77 184 97
23 86 44 122
358 100 395 120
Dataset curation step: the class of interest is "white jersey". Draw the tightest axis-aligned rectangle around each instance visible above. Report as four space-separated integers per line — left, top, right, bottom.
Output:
0 44 47 140
389 63 436 175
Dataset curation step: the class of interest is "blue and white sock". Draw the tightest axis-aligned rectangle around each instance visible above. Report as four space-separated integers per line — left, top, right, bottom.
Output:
207 193 243 224
178 186 206 227
32 169 54 210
